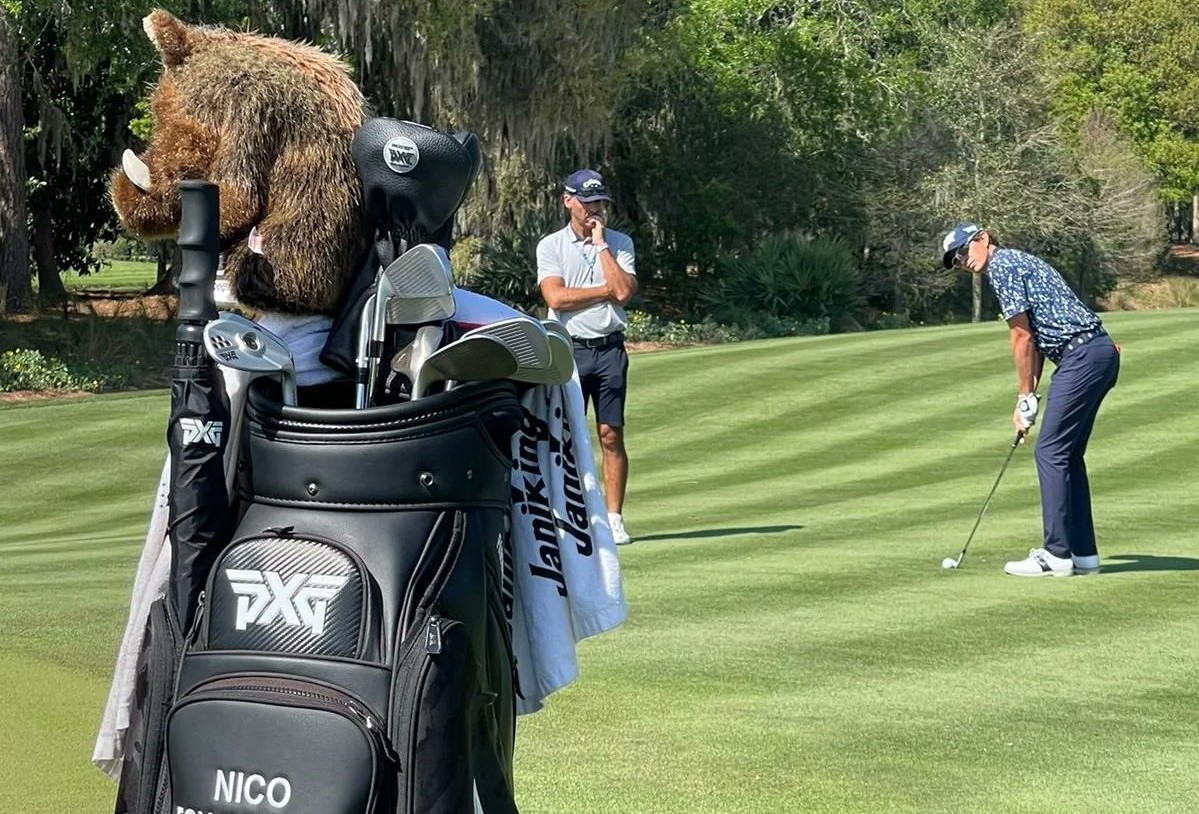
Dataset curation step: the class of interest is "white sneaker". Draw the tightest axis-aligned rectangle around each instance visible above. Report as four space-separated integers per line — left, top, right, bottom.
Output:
1072 554 1101 575
1004 548 1074 577
608 512 632 546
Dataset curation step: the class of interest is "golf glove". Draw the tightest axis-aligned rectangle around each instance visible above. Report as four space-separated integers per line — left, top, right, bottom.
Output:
1016 393 1040 429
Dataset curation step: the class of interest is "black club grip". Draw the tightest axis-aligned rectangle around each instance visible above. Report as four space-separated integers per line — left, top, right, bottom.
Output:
176 180 220 333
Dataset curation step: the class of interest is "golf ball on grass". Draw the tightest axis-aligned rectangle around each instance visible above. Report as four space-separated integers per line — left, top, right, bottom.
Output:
941 557 958 570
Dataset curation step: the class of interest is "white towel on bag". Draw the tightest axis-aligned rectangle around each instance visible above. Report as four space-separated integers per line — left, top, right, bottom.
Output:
509 377 628 713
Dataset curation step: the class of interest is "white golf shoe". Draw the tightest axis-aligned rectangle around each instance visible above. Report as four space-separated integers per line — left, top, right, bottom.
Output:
1004 548 1074 577
608 512 632 546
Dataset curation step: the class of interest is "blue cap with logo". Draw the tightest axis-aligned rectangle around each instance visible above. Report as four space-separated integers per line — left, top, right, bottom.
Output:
941 223 983 268
564 169 611 203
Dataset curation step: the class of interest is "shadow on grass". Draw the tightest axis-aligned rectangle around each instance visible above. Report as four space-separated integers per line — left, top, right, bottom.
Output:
1102 554 1199 573
634 524 803 543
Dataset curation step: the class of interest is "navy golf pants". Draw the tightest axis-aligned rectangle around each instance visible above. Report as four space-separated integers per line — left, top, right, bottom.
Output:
1035 334 1120 559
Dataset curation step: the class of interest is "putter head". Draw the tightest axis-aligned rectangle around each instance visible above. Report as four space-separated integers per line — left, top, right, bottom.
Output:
413 334 519 399
460 317 552 373
380 244 456 325
203 312 298 405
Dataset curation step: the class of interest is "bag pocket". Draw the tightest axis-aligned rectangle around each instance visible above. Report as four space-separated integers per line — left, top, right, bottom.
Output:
200 531 382 661
113 597 181 814
167 674 397 814
390 614 476 814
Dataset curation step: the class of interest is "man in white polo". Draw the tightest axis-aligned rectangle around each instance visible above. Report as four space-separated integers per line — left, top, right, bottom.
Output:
536 169 638 545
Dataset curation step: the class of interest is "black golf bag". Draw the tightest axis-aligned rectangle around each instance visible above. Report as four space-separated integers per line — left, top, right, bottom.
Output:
118 380 522 814
113 120 523 814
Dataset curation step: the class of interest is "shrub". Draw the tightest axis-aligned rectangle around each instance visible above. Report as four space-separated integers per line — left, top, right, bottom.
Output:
463 207 563 315
0 349 110 393
624 309 828 346
93 234 156 261
870 311 914 331
700 232 861 329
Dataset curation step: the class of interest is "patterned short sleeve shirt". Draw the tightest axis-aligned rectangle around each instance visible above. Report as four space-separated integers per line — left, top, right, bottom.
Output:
986 248 1102 362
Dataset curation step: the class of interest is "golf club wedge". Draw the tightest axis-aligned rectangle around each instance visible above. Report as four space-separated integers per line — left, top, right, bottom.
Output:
387 324 444 400
943 430 1025 570
203 312 299 405
511 331 574 385
412 334 519 399
460 317 552 374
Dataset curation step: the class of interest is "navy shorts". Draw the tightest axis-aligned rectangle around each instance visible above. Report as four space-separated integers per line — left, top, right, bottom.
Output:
573 337 628 428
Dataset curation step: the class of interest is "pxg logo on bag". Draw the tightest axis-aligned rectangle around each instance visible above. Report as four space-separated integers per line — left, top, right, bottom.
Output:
210 538 363 655
226 569 349 636
180 417 224 446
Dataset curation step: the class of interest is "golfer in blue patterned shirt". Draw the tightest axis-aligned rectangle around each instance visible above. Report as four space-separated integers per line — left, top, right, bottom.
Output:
942 224 1120 577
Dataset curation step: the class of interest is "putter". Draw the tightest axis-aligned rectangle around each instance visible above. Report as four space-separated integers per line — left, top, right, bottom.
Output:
412 334 520 399
203 312 299 405
942 431 1025 570
368 244 455 405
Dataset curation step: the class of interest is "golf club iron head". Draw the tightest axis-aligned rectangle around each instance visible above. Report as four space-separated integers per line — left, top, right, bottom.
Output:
512 331 574 385
382 244 456 325
203 312 298 405
412 334 520 399
368 244 456 406
387 324 444 400
541 320 570 344
459 317 552 376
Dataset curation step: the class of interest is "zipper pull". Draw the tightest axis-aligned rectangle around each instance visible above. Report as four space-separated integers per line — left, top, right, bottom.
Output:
425 615 443 655
186 590 207 642
365 714 402 766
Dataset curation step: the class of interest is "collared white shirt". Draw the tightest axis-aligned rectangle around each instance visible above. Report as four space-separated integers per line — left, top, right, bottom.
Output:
536 225 635 339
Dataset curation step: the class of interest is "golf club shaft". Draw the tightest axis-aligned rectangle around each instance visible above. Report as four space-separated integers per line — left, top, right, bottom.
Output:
956 431 1024 562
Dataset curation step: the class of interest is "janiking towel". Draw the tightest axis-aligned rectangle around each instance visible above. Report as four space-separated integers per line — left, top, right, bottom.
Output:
92 308 627 778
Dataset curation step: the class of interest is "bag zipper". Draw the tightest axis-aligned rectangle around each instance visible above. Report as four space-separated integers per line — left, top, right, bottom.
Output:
180 675 400 766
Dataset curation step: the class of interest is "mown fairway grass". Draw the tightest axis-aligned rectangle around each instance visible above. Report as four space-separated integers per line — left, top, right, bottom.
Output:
2 309 1197 813
63 259 159 291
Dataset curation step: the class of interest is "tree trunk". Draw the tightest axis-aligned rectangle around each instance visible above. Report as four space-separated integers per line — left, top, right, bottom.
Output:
32 210 67 304
1192 194 1198 245
147 242 181 294
0 10 31 313
971 272 982 323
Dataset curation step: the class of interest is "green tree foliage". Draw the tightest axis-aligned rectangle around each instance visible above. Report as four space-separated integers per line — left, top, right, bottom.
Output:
862 18 1159 319
1025 0 1199 199
611 0 907 312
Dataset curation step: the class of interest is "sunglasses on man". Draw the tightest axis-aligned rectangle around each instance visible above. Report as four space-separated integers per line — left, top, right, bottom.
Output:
953 234 982 267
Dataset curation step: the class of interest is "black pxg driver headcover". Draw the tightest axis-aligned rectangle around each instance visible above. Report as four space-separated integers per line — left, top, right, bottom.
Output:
114 121 522 814
321 118 483 379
